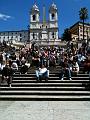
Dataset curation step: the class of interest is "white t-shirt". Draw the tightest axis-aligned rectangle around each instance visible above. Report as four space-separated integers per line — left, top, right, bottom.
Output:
73 62 79 73
25 63 30 68
0 64 5 70
39 68 47 74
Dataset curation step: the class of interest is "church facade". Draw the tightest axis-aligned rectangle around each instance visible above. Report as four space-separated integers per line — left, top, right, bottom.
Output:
29 2 59 44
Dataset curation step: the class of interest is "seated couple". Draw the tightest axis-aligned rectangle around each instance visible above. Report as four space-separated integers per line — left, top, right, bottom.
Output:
35 64 49 81
59 58 79 80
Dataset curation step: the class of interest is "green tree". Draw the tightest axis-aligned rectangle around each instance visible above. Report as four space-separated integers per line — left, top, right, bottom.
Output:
79 7 88 40
62 28 72 42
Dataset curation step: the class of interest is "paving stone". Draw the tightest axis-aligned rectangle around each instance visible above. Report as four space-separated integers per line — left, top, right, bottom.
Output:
0 101 90 120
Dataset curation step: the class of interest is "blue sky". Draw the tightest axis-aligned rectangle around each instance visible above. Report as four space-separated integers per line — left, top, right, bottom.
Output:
0 0 90 37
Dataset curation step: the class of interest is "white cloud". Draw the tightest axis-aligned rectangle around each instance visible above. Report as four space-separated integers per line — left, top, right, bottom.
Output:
0 13 13 21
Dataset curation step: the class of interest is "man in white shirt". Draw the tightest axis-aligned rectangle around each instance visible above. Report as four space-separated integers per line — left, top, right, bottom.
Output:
72 61 79 75
0 61 5 71
35 64 49 81
11 61 18 73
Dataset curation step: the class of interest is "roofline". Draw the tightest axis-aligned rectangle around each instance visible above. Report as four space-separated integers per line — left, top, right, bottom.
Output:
70 21 90 29
0 30 28 33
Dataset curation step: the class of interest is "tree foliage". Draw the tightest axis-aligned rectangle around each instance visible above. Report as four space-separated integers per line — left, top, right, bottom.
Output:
62 28 72 41
79 7 88 21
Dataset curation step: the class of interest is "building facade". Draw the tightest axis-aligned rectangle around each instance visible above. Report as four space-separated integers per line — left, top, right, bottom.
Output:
0 30 28 43
70 22 90 42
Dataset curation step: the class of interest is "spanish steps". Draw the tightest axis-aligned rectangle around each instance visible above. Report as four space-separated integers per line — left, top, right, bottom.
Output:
0 66 90 101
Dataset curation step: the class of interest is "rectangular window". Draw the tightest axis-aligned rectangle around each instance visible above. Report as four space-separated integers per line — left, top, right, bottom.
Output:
33 33 35 39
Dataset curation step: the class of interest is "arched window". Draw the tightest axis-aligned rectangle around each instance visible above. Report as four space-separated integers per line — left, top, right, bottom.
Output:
52 13 55 20
52 32 54 39
33 14 36 21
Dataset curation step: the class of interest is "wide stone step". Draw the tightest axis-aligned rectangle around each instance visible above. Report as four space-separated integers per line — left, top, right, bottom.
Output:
0 95 90 101
10 82 83 87
12 80 89 83
0 86 86 91
14 71 89 76
14 73 89 77
1 90 90 95
13 76 89 80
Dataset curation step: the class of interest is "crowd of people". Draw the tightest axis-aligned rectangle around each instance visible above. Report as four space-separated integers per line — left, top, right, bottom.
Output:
0 41 90 87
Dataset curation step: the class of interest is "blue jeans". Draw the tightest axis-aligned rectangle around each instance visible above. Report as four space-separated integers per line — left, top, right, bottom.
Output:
36 70 49 80
59 68 71 80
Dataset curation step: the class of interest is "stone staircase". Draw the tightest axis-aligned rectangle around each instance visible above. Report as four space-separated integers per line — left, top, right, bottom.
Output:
0 66 90 100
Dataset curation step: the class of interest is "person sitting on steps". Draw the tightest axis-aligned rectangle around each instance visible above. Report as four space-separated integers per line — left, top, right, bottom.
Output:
35 64 49 82
1 64 13 87
72 59 79 76
59 58 72 80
